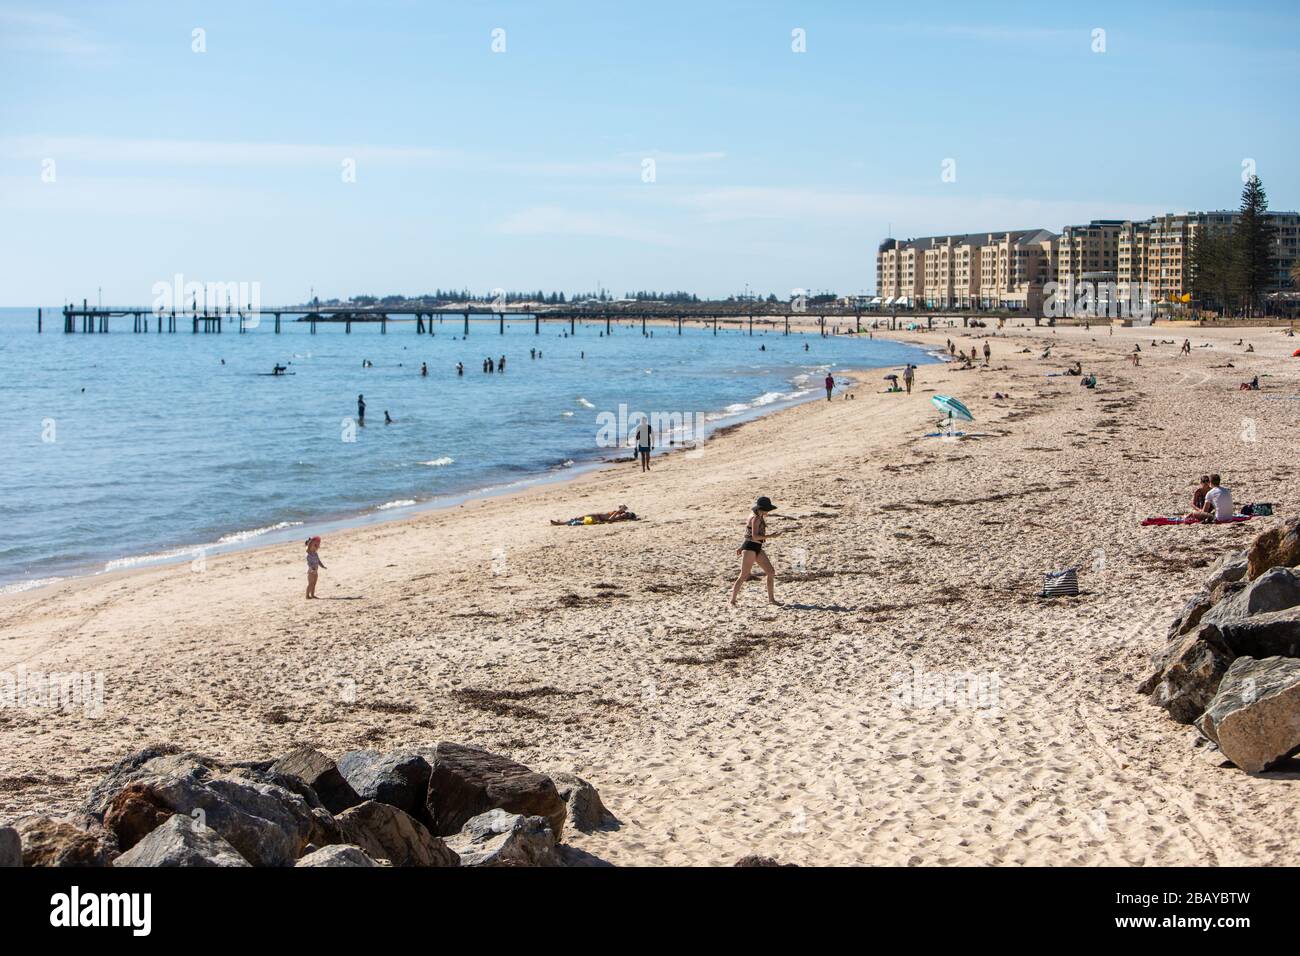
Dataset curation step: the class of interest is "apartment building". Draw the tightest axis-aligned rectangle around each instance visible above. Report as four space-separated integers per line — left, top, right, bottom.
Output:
1117 210 1300 303
1057 220 1123 289
879 209 1298 314
877 229 1058 311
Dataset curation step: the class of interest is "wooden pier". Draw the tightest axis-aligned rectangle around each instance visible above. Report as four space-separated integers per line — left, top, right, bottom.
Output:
49 303 890 338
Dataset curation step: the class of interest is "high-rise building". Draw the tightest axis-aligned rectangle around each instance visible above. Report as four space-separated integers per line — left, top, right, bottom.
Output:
879 209 1297 314
1117 211 1299 304
1058 220 1124 290
877 229 1058 312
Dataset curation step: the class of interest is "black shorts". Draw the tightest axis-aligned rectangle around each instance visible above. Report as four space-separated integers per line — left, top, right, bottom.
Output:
740 541 763 554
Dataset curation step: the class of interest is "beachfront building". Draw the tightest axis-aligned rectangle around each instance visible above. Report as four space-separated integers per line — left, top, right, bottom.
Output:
878 229 1058 312
879 210 1298 314
1057 220 1123 291
1117 210 1300 303
875 238 923 306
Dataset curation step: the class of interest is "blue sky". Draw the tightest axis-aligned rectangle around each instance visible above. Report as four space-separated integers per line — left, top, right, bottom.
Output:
1 0 1297 305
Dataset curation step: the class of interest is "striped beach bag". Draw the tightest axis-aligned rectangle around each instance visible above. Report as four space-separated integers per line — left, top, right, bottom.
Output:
1040 567 1079 599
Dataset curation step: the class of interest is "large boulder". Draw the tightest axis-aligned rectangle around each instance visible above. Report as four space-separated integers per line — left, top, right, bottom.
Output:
336 801 458 867
1168 591 1213 640
550 772 618 832
15 816 118 867
101 772 315 866
219 766 344 849
295 844 383 867
337 749 432 821
1 826 23 867
426 743 567 839
1247 518 1300 580
444 810 561 867
1197 656 1300 773
1217 607 1300 659
1205 550 1249 591
1139 624 1234 723
1202 567 1300 628
80 746 218 819
271 745 362 815
113 813 249 867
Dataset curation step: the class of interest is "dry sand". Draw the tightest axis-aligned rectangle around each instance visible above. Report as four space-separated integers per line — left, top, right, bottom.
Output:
2 320 1299 866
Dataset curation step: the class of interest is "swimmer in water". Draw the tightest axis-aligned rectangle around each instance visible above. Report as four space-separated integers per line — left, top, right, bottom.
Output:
384 410 393 424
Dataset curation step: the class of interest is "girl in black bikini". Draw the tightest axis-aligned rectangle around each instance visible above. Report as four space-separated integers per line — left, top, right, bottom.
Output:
730 496 779 606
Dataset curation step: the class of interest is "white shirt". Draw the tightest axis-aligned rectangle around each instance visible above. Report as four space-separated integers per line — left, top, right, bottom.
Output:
634 421 652 447
1205 486 1233 521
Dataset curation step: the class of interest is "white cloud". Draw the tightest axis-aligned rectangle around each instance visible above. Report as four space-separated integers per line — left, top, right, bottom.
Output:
0 136 454 166
501 150 724 178
674 186 1169 233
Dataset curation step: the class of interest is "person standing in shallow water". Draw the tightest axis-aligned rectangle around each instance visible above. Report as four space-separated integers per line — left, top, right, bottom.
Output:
357 394 365 426
730 496 779 606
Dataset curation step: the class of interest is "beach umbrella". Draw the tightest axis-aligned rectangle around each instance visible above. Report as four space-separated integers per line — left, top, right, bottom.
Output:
931 395 973 421
929 394 973 436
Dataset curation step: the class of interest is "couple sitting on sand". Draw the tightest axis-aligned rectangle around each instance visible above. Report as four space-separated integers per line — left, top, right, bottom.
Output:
1187 474 1234 523
551 504 637 526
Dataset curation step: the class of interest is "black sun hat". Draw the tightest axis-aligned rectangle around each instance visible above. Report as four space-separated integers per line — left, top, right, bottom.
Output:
754 496 777 512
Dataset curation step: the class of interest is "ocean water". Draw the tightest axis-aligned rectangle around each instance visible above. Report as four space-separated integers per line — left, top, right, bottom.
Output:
0 308 936 589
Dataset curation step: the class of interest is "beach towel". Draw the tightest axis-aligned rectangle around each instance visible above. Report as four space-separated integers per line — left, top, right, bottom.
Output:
1039 568 1079 598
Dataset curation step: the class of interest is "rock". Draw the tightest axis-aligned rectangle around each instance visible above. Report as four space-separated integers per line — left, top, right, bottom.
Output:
15 816 118 867
549 772 618 832
0 826 21 867
1197 656 1300 773
1247 518 1300 580
101 772 315 866
271 745 362 815
1138 624 1234 723
427 743 566 838
734 855 797 867
1205 550 1249 591
444 809 561 867
80 746 218 819
103 782 175 850
295 844 383 867
336 801 458 867
1168 591 1213 640
113 813 250 867
337 749 432 820
1203 567 1300 628
1217 607 1300 659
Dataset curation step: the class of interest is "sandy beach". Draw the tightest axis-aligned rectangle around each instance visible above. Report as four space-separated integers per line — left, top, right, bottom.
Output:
3 320 1298 866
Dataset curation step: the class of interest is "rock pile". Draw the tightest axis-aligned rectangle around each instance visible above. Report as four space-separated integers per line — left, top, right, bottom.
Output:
5 742 613 868
1141 517 1300 773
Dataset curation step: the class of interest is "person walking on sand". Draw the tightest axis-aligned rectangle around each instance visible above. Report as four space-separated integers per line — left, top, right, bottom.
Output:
305 536 326 599
632 415 653 472
1181 338 1191 356
903 363 915 394
983 341 991 365
825 373 835 401
730 496 779 606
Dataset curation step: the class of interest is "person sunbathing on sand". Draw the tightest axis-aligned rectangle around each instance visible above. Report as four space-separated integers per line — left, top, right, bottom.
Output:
730 496 779 606
550 505 637 526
